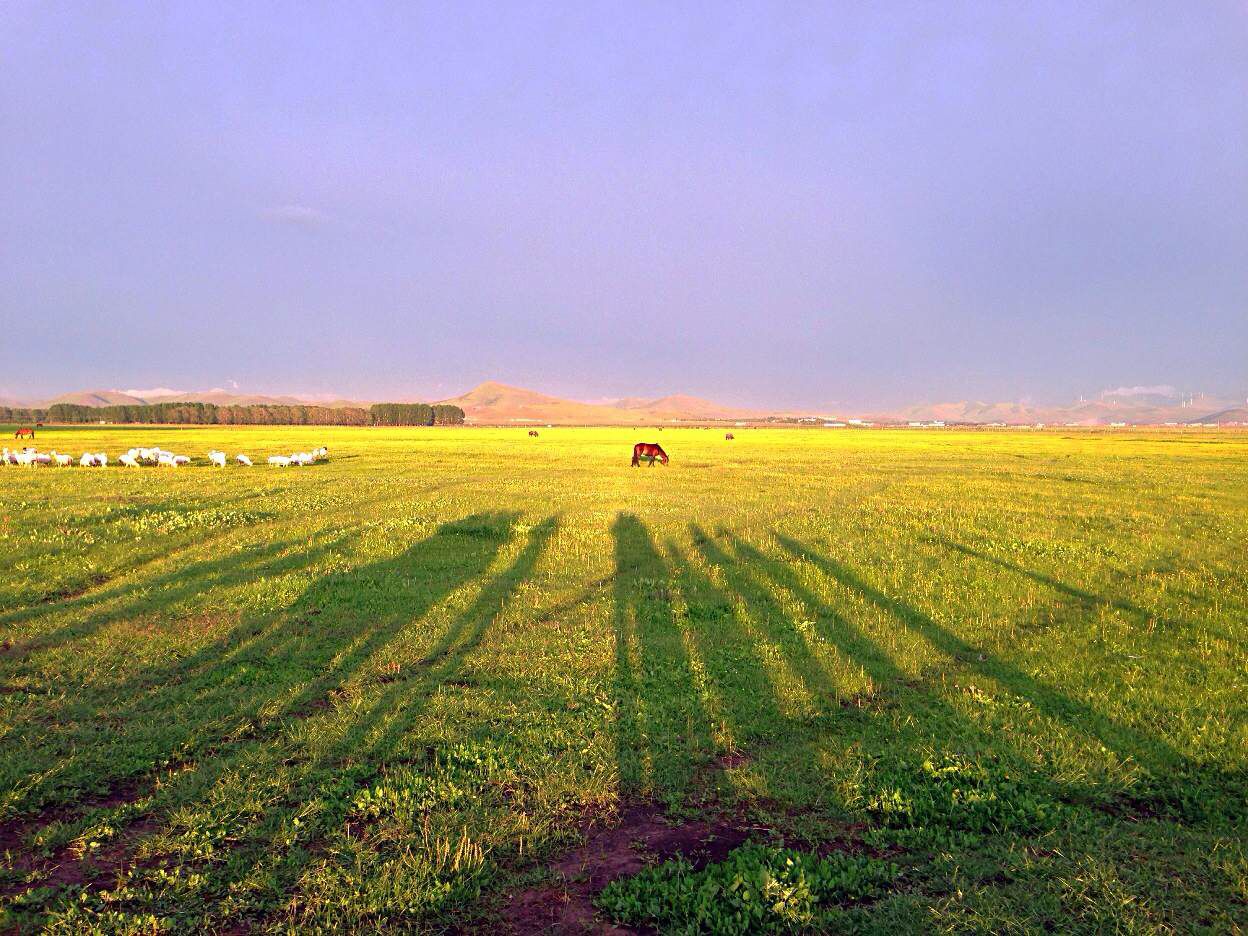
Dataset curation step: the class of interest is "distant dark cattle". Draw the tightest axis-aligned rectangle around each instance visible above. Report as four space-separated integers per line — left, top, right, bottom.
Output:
725 432 734 440
528 430 539 437
632 442 668 467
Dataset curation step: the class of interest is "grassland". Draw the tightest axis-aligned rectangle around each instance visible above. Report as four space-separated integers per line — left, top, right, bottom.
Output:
1 425 1245 933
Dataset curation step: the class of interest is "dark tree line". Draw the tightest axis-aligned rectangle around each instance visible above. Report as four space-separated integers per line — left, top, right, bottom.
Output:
0 407 47 423
367 403 465 426
44 402 465 426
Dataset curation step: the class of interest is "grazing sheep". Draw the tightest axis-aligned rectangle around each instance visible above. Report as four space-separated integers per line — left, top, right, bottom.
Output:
119 453 140 468
313 446 328 460
208 450 227 468
33 451 52 466
94 453 108 467
157 453 176 467
235 454 253 467
291 452 314 466
79 452 97 467
51 451 72 467
173 455 191 466
268 455 291 467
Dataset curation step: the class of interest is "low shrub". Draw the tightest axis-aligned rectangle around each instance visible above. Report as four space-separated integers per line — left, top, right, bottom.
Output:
597 843 899 934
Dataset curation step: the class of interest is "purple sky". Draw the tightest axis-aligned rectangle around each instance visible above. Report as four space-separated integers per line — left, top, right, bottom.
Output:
2 2 1245 409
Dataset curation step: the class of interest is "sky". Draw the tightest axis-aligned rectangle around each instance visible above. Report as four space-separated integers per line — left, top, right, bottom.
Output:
2 1 1245 410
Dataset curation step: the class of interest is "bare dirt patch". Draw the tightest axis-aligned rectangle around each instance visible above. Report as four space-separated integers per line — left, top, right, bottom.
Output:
501 803 757 935
0 779 160 899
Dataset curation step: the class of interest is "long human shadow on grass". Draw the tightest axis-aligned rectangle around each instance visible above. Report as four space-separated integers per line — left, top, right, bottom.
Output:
662 539 790 750
702 528 1042 758
2 513 518 818
688 526 843 708
712 529 1097 764
121 516 559 931
0 533 343 666
614 518 1083 837
771 532 1190 776
925 535 1224 638
611 514 717 797
0 481 444 642
317 514 559 763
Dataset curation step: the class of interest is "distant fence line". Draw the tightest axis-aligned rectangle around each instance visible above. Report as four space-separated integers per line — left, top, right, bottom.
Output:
5 402 464 427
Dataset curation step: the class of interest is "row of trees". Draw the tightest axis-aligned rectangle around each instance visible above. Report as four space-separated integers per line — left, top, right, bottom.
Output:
42 402 465 427
0 407 46 423
367 403 465 426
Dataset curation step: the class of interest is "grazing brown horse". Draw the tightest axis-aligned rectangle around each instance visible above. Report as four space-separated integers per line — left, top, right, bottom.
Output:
15 427 34 440
528 430 539 437
631 442 668 467
724 432 734 440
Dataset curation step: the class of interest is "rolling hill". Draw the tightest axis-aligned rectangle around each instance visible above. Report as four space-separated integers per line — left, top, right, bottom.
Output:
45 390 150 407
439 382 761 424
611 394 767 421
1188 407 1248 425
140 390 368 409
439 382 643 424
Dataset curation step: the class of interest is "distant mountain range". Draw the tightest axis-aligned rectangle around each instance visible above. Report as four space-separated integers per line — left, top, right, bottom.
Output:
20 388 368 410
875 394 1245 426
3 383 1244 425
439 382 767 424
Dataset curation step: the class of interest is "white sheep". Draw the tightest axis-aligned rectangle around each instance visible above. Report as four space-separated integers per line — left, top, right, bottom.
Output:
208 450 227 468
95 453 108 467
79 452 97 467
313 446 329 460
235 454 253 467
51 451 72 467
119 453 140 468
268 455 291 467
173 455 191 466
157 453 176 467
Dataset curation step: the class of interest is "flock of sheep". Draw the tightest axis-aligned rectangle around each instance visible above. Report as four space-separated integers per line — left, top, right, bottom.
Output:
2 445 329 469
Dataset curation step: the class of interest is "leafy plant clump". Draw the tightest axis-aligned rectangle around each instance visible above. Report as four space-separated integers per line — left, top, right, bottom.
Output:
596 844 900 934
861 754 1060 848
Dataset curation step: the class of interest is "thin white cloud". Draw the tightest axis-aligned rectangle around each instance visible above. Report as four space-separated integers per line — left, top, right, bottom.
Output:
265 204 327 226
1103 385 1178 398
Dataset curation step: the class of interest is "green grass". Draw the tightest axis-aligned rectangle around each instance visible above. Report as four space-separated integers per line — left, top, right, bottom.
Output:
1 425 1245 932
